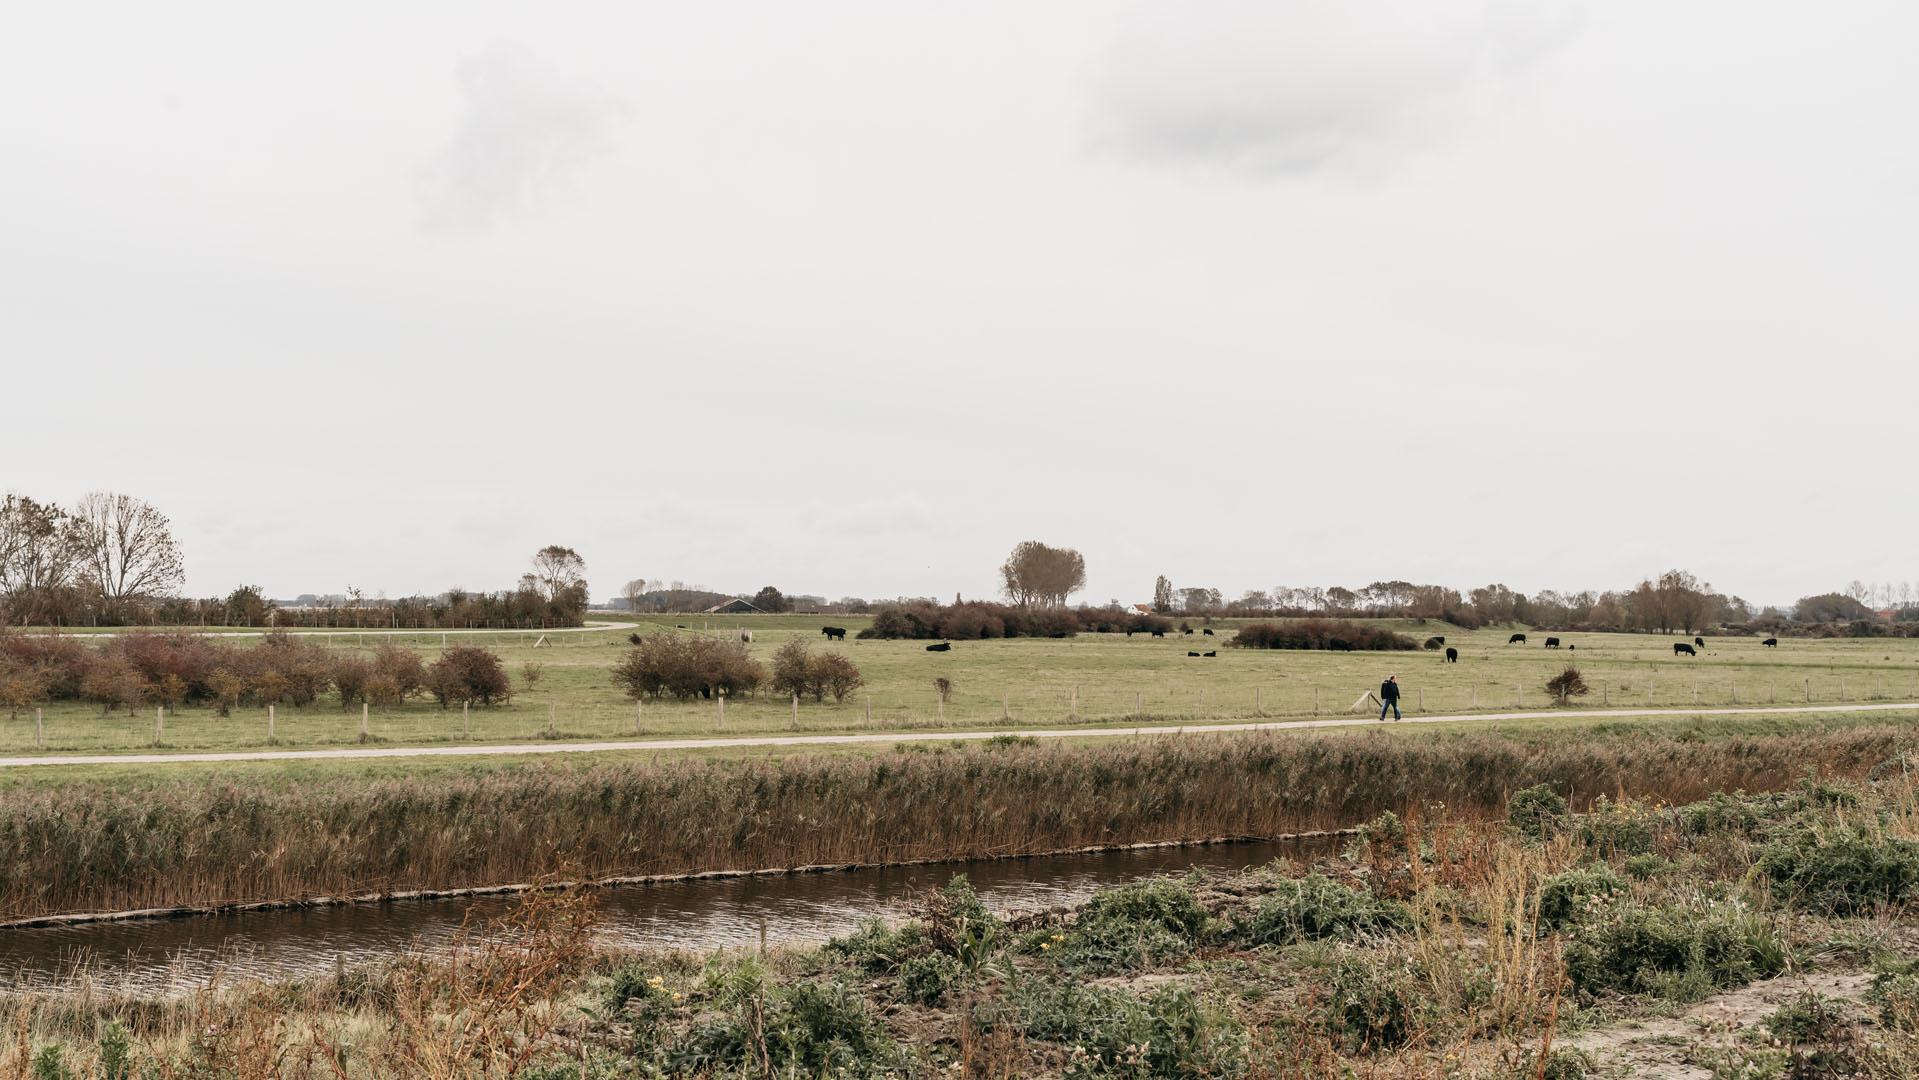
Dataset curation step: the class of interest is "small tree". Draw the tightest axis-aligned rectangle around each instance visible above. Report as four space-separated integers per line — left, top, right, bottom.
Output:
934 677 954 704
521 660 545 688
752 585 789 613
427 646 514 708
207 668 247 717
1545 666 1590 706
0 663 48 720
622 578 648 613
811 652 864 703
770 639 811 699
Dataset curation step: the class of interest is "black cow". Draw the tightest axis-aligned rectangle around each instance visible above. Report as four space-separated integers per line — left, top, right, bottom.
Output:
1151 629 1166 638
1674 642 1697 657
1202 628 1215 636
1509 633 1526 645
1202 650 1217 657
1763 637 1779 648
1433 636 1446 645
1544 637 1561 648
1694 636 1706 648
1188 651 1201 657
821 626 847 641
1568 644 1576 651
628 632 643 646
1445 647 1458 663
926 641 952 652
1182 628 1195 636
675 624 686 629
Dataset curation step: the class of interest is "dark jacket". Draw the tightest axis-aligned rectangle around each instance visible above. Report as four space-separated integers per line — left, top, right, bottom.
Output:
1380 679 1400 702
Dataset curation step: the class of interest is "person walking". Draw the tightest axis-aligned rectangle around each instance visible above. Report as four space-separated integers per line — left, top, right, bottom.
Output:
1378 674 1402 721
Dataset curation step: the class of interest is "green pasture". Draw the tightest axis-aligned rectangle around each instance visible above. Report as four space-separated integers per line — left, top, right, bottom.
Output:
7 616 1919 757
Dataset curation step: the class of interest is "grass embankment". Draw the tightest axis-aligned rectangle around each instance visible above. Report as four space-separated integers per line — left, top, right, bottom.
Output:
1 721 1911 922
8 771 1919 1077
12 620 1919 755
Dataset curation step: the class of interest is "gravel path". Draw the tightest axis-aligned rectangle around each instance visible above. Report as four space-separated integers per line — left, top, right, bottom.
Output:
2 701 1914 769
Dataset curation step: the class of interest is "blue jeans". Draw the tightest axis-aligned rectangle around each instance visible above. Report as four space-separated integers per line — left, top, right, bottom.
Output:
1380 698 1401 721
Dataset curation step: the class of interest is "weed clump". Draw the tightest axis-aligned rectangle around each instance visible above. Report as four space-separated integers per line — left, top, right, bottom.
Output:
1756 824 1919 915
1536 863 1625 930
1234 874 1409 946
1050 878 1216 974
1508 783 1570 840
1562 896 1786 1000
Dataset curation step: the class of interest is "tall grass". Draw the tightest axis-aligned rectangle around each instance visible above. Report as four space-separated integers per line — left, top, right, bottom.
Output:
0 725 1910 921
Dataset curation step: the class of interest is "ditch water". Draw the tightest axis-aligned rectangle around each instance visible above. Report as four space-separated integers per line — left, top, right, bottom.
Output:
0 836 1339 995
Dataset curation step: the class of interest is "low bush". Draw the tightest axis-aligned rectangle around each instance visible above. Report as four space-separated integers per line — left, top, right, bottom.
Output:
1756 824 1919 915
1563 896 1787 1000
1536 864 1625 930
1050 878 1217 974
425 645 513 708
1576 796 1661 856
1545 666 1590 705
1009 979 1248 1078
1229 619 1418 652
1508 783 1570 840
611 635 765 700
857 600 1078 640
1233 874 1409 946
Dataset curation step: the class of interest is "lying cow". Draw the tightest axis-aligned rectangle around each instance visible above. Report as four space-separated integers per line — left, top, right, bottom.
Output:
926 641 952 652
1202 650 1216 657
1187 651 1201 657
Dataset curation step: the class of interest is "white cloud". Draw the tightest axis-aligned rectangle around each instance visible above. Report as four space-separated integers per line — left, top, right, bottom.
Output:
418 47 629 232
1090 1 1578 176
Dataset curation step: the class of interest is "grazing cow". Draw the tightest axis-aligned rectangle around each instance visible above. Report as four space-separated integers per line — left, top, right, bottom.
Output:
926 641 952 652
1188 651 1201 657
1674 642 1697 657
1445 647 1458 663
1182 628 1195 636
1048 630 1069 638
1509 633 1526 645
1203 628 1215 636
1763 637 1779 648
1695 636 1706 648
1544 637 1561 648
821 626 847 641
1151 629 1166 638
1202 650 1217 657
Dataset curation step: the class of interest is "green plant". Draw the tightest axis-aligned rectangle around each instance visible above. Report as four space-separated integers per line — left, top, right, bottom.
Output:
1563 896 1787 1000
1050 878 1216 973
1233 874 1409 946
1536 863 1625 930
1756 824 1919 915
1509 783 1570 840
1320 950 1426 1051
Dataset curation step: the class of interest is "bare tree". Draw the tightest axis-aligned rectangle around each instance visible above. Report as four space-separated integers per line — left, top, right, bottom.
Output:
999 541 1087 608
622 578 648 613
530 545 587 601
0 494 84 623
1152 575 1174 614
73 491 184 618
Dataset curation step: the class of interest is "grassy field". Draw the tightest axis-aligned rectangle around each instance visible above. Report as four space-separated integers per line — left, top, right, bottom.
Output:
9 616 1919 755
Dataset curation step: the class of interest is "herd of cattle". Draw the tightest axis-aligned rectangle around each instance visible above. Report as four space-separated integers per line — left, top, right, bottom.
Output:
808 625 1791 659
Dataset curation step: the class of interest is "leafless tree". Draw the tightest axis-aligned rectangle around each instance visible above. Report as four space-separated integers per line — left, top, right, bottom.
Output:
0 494 84 622
999 541 1086 608
1152 575 1174 614
530 545 587 601
72 491 184 618
622 578 648 613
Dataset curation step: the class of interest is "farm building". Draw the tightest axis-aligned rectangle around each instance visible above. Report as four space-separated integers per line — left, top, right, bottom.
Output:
702 598 762 614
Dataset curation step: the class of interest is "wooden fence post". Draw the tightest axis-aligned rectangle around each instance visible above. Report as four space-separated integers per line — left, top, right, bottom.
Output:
1314 687 1320 715
792 692 799 726
1601 681 1608 705
718 690 726 727
547 703 556 737
154 705 164 745
464 701 471 739
1134 690 1141 716
1070 685 1079 719
1255 687 1261 714
864 696 871 724
1002 691 1010 721
633 699 641 735
1804 678 1811 703
361 702 370 739
268 704 276 741
35 707 44 748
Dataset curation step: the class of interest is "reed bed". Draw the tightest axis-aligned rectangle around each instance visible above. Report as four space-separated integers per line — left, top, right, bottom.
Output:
1 725 1910 921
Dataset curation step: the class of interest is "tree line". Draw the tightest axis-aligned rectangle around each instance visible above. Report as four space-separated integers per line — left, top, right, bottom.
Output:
0 491 590 629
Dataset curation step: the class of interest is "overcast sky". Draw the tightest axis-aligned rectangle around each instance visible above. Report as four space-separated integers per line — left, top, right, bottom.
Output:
4 2 1914 608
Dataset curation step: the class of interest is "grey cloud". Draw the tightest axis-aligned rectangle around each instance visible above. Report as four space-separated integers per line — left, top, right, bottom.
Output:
1090 1 1578 176
418 47 629 232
